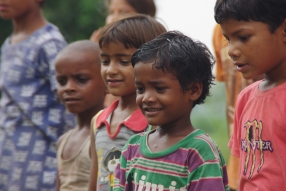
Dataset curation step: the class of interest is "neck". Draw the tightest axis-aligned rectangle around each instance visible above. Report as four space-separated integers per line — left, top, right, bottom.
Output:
12 9 47 43
117 92 137 112
76 105 104 129
156 121 194 138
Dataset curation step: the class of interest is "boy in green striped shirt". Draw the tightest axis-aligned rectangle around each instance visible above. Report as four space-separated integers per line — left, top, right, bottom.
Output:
113 31 229 191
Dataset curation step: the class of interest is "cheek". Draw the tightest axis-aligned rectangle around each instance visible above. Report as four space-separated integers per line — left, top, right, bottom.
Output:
100 68 107 79
136 94 143 106
56 88 64 101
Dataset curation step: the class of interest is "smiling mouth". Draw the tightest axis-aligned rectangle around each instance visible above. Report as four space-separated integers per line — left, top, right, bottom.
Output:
237 64 247 68
144 108 162 112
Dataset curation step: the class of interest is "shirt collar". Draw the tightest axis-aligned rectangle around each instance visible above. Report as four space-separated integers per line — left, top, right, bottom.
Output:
96 100 148 132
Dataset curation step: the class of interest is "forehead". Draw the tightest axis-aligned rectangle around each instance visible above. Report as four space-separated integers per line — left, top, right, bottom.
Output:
55 52 99 72
134 62 175 80
220 19 269 35
100 42 136 56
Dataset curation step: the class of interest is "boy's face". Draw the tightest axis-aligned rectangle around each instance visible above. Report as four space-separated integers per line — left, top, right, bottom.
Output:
134 62 193 128
221 19 286 80
100 42 137 98
0 0 41 20
55 52 106 115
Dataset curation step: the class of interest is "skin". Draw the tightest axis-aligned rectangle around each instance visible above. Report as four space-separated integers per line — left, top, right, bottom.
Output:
221 19 286 91
88 42 138 191
90 0 137 106
105 0 137 24
0 0 47 44
134 62 202 152
55 47 106 191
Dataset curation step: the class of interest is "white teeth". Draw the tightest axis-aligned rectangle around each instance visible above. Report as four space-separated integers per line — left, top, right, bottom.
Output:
147 108 159 112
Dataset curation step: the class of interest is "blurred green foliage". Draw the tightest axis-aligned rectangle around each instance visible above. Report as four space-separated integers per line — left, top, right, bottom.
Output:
0 0 106 45
192 82 230 162
0 19 12 45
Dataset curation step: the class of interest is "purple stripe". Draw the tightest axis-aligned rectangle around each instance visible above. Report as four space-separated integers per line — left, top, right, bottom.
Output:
124 145 205 173
189 178 226 191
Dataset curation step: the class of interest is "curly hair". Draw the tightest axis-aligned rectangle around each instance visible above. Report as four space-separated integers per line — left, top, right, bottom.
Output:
132 31 215 107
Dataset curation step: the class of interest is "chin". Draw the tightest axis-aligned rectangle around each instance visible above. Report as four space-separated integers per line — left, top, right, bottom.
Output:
146 120 161 127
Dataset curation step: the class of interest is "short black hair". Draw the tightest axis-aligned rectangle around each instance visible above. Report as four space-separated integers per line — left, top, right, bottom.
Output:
214 0 286 33
132 31 215 107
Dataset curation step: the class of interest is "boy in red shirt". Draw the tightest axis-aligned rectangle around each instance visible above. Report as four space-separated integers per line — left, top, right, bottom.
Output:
215 0 286 190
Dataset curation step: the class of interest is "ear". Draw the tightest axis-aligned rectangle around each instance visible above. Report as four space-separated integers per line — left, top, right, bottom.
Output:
188 82 203 101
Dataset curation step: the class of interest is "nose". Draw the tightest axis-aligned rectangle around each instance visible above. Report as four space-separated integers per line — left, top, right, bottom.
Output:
105 62 119 75
228 41 241 61
64 80 76 93
142 90 156 104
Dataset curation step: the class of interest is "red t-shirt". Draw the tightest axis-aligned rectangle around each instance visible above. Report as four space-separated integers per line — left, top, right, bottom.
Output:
229 80 286 190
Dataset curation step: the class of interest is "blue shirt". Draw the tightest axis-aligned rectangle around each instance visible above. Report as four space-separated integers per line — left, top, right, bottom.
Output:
0 24 76 191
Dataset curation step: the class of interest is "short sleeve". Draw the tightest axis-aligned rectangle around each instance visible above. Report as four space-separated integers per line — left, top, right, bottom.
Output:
187 160 229 191
228 92 244 158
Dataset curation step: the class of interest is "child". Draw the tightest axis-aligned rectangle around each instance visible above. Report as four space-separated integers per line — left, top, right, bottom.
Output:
214 0 286 190
88 14 167 191
114 31 229 191
55 40 106 191
90 0 157 108
0 0 75 190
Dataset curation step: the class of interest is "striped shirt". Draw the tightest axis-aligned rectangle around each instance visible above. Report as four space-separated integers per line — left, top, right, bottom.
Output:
114 129 229 191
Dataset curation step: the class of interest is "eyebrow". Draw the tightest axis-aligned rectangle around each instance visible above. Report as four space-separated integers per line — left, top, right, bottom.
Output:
224 28 251 37
100 53 133 57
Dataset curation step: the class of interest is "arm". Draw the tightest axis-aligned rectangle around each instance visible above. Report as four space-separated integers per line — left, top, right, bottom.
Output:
56 176 60 191
88 116 98 191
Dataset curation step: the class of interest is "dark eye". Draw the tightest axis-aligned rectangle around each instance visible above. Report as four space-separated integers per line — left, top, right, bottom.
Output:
101 58 110 65
56 77 67 86
77 76 88 84
239 35 250 42
120 60 131 65
155 87 166 93
136 87 145 94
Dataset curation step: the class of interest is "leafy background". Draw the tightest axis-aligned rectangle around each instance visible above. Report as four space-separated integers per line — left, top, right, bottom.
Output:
0 0 106 44
0 0 230 162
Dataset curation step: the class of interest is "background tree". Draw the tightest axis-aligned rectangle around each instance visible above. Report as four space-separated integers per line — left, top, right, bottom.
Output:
0 0 106 45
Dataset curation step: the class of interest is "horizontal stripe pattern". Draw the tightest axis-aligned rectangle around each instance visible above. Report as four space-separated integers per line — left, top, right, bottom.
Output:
114 130 229 191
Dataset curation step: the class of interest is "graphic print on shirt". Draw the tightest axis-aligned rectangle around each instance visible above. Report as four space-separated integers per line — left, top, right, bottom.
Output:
240 120 273 179
99 147 121 190
128 173 187 191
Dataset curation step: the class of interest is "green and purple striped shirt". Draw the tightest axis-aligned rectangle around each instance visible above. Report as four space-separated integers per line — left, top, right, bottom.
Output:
114 129 229 191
